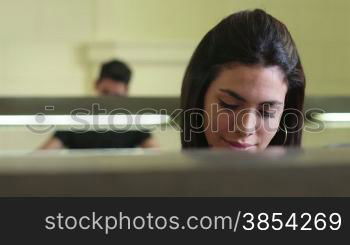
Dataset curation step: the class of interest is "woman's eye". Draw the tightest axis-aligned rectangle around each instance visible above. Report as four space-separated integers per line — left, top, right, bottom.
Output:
218 100 239 110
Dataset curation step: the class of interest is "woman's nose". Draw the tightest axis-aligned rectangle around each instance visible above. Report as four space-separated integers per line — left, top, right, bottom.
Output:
236 110 257 136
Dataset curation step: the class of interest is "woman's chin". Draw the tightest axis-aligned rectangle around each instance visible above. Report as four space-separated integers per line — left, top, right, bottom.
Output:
210 145 260 153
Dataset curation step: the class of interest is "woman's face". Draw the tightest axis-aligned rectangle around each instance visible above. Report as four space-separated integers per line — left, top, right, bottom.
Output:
203 64 287 152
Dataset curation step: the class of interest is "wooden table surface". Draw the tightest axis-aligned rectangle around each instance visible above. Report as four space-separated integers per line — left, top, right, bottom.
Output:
0 147 349 196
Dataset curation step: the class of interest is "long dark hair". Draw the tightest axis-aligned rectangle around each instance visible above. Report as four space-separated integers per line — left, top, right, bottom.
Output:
181 9 305 148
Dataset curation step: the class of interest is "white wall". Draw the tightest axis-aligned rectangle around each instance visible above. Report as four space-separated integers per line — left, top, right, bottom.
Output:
1 0 350 97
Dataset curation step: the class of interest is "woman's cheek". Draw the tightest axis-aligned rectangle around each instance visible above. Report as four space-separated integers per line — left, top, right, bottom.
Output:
204 108 218 145
216 112 235 134
259 119 280 143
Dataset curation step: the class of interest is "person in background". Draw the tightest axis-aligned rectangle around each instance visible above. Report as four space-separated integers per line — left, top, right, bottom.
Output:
40 59 158 149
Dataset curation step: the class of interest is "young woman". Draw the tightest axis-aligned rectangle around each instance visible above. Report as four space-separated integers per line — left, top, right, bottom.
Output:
181 9 305 151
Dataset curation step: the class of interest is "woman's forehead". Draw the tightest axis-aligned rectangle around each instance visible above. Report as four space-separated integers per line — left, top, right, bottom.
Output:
210 65 287 102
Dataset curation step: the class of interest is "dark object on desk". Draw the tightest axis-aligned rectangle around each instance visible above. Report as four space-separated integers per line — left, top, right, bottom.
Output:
54 130 151 149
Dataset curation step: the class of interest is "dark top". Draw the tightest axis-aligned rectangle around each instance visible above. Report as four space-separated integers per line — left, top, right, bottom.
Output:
54 130 151 149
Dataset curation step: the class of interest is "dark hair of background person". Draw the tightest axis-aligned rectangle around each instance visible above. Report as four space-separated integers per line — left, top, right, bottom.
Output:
97 59 132 85
180 9 306 148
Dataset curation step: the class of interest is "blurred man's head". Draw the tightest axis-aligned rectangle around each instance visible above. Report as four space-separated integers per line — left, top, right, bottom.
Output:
95 59 132 96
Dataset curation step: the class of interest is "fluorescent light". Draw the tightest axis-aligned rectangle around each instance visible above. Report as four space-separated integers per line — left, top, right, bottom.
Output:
0 115 170 125
314 113 350 122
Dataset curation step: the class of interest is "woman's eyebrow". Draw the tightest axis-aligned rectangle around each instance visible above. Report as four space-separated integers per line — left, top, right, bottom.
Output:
219 89 246 102
219 89 284 106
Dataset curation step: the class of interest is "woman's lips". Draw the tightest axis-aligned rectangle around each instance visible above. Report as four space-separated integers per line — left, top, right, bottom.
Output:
222 138 256 150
